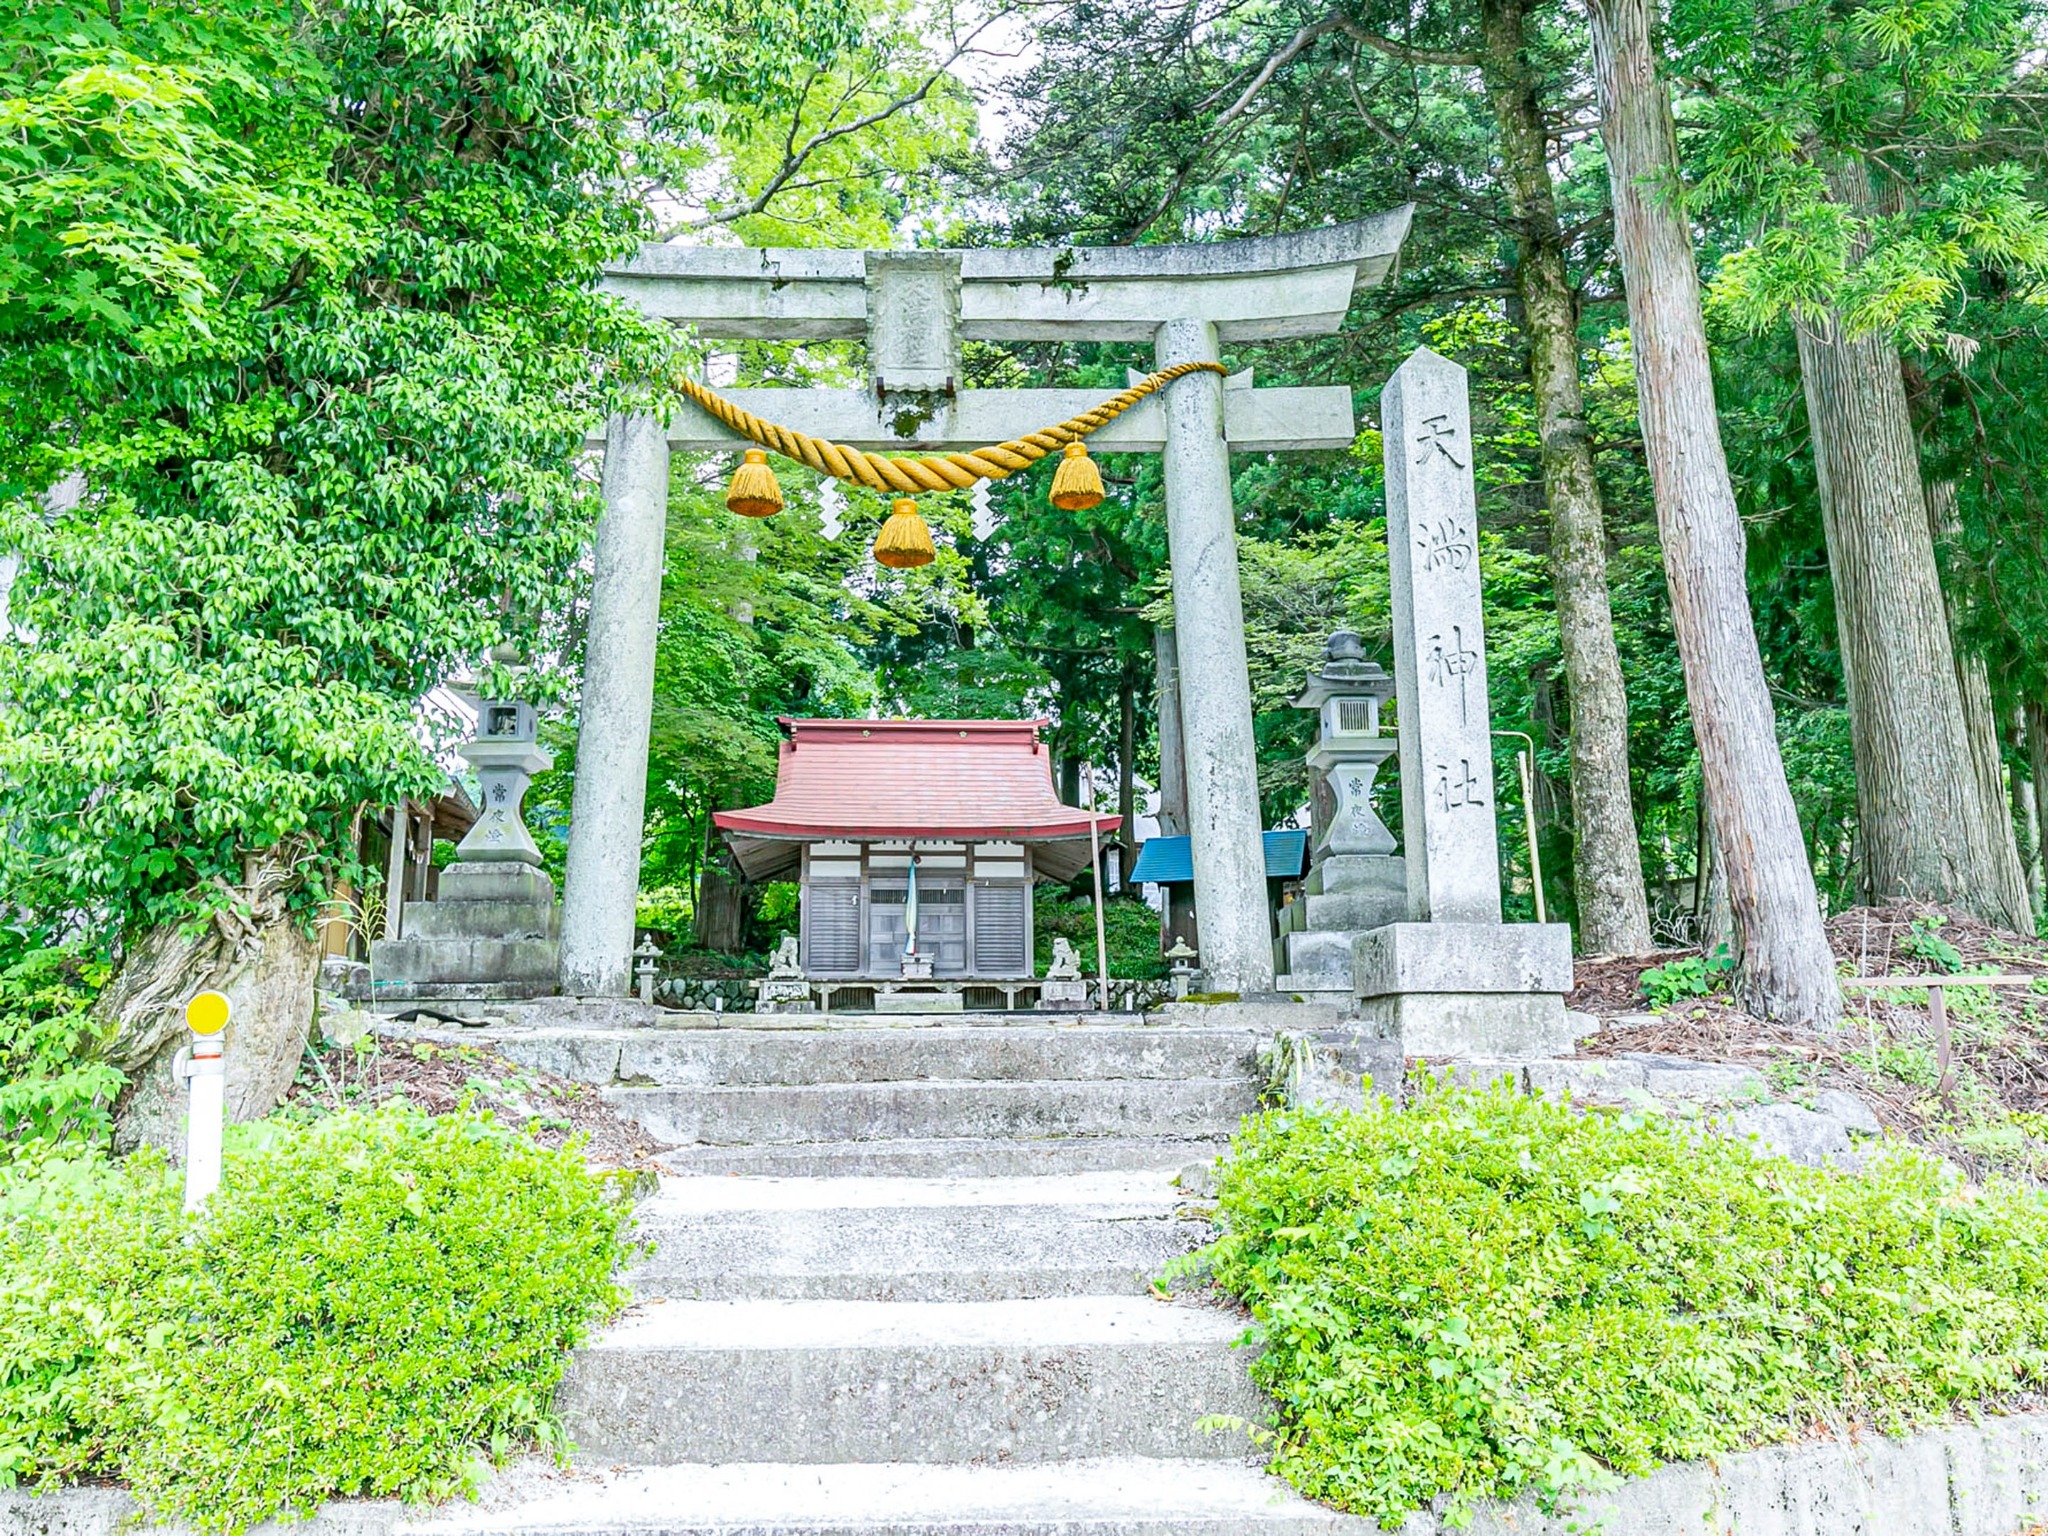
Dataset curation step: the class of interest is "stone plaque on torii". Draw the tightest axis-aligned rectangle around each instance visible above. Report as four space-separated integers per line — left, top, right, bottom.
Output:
556 211 1413 998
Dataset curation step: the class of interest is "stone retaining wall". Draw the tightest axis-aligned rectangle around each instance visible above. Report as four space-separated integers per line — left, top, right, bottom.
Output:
7 1413 2045 1534
1408 1411 2048 1535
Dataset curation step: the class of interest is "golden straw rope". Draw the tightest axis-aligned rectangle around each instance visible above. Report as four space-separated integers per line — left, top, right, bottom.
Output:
675 361 1227 495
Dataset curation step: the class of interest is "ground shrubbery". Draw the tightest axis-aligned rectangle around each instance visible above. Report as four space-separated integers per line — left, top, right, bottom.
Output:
1201 1081 2048 1529
0 943 119 1154
0 1105 635 1531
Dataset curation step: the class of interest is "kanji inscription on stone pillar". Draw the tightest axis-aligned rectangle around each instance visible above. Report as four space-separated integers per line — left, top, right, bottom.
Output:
1382 346 1503 923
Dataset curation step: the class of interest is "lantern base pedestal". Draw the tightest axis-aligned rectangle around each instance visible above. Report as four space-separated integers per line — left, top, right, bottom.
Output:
369 860 560 1003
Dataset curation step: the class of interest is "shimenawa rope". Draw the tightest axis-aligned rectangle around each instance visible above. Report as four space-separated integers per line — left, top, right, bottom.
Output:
678 360 1228 499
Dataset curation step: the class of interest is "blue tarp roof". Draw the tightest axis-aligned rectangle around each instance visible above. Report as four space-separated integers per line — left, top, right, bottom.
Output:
1128 829 1309 885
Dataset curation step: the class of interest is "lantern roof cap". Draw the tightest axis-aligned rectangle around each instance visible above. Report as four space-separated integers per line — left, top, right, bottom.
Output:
1292 630 1395 709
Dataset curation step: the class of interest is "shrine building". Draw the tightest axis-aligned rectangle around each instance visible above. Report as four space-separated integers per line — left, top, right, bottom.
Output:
713 719 1120 984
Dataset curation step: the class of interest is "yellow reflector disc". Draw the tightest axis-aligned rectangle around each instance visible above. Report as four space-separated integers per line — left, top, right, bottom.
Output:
186 990 232 1036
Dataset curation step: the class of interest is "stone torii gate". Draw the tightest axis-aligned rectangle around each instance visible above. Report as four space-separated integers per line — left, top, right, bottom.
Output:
558 210 1414 998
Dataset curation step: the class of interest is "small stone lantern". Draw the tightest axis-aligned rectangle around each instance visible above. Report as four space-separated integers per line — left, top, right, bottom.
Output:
1290 631 1398 862
633 936 662 1004
1273 632 1406 1000
369 697 560 1002
1165 938 1201 1000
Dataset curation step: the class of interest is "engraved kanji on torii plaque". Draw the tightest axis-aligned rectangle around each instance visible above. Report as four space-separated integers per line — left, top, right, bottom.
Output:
1382 347 1503 924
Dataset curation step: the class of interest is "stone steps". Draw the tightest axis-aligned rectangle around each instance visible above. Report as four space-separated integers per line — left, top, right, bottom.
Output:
626 1173 1207 1301
476 1006 1316 1532
556 1295 1265 1465
485 1023 1262 1089
655 1134 1232 1180
606 1078 1260 1147
416 1460 1364 1535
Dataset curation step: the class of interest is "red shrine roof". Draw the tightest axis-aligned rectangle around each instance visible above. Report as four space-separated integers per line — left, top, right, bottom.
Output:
714 719 1121 880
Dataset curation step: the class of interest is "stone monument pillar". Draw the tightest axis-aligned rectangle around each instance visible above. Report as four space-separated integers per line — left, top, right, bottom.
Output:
1352 348 1575 1056
371 701 561 1004
559 412 668 997
1274 632 1405 1004
1157 318 1276 996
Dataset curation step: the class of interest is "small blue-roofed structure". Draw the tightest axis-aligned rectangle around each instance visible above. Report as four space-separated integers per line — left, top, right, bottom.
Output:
1129 830 1309 885
1129 830 1310 954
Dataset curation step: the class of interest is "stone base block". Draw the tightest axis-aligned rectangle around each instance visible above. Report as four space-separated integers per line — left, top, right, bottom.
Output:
1356 992 1582 1060
1277 929 1355 990
1038 979 1092 1010
1306 854 1405 899
435 861 555 903
1300 886 1407 932
1147 999 1346 1034
1272 979 1353 1013
753 980 815 1015
1351 922 1572 997
875 990 966 1015
402 898 559 941
369 936 559 1001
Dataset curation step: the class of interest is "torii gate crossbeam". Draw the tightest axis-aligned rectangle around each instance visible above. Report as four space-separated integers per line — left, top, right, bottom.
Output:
560 211 1413 999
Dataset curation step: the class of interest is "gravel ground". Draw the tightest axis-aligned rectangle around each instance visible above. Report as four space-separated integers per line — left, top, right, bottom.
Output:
285 1032 669 1170
1569 901 2048 1179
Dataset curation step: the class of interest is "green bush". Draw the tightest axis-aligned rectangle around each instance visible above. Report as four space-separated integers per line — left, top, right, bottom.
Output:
1034 890 1165 978
1637 945 1733 1008
0 944 121 1155
0 1106 634 1531
1199 1083 2048 1529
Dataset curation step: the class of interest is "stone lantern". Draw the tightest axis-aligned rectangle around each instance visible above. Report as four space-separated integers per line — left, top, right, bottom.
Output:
1272 632 1408 1003
1294 631 1397 862
455 701 551 866
369 699 561 1003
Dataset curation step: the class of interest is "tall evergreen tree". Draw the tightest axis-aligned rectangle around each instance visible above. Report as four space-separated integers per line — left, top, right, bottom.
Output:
1585 0 1841 1022
1677 0 2048 929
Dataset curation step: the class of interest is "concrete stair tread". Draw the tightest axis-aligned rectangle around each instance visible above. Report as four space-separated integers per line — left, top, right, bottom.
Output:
589 1296 1245 1351
654 1137 1229 1179
625 1171 1207 1302
639 1170 1184 1213
416 1459 1359 1534
610 1081 1245 1097
611 1079 1258 1149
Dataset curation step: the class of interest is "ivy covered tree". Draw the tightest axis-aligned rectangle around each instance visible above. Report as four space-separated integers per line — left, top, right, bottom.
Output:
0 0 867 1127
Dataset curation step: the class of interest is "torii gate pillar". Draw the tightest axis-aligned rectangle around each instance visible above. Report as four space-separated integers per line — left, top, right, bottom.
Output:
1155 317 1271 995
559 213 1412 998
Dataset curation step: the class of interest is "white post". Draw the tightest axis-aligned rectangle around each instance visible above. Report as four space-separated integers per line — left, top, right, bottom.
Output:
1155 319 1275 995
559 413 670 997
182 991 230 1213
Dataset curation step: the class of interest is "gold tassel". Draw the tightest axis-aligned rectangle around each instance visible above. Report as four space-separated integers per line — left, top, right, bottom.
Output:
1048 440 1105 512
874 498 935 569
726 447 784 518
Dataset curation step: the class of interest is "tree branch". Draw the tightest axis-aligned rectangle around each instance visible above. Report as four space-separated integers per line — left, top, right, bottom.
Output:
1332 17 1480 69
1198 11 1346 125
661 13 1008 236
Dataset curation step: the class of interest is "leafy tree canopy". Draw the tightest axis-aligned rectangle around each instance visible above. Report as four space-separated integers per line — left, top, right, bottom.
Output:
0 0 874 940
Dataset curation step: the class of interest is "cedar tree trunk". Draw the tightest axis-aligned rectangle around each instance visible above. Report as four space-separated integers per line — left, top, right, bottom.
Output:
695 847 747 953
1926 481 2033 924
1794 199 2029 929
1587 0 1840 1024
1480 0 1653 955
